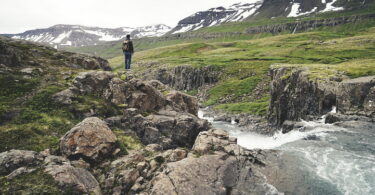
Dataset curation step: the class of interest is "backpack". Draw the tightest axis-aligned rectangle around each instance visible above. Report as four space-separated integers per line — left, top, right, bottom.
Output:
122 40 130 51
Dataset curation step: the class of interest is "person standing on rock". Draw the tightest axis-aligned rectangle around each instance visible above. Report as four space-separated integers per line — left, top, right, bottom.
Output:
122 34 134 70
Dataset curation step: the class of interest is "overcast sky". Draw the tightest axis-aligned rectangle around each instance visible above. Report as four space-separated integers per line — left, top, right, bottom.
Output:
0 0 257 34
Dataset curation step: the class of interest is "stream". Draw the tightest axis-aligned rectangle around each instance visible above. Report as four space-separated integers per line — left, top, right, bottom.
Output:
198 108 375 195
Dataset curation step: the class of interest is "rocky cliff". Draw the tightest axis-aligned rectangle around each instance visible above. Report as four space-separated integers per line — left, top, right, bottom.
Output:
139 65 219 91
269 66 375 127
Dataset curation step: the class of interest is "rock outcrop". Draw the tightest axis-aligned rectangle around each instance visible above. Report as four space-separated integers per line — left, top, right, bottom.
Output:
269 67 375 127
0 36 111 71
149 129 276 195
269 67 337 126
44 155 102 194
60 117 118 162
106 109 210 149
141 65 219 91
0 150 44 175
337 76 375 116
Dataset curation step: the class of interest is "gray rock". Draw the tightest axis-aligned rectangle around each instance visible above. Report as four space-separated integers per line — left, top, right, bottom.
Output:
337 76 375 116
73 71 114 95
150 152 267 195
44 158 102 194
52 87 77 105
60 117 117 162
6 167 36 179
103 77 128 105
165 91 199 115
0 150 44 175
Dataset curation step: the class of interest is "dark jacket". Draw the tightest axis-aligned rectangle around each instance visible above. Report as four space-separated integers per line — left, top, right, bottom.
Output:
122 40 134 53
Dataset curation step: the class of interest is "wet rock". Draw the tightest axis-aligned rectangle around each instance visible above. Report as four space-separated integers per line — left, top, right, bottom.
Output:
281 120 305 133
337 76 375 117
0 150 44 175
364 86 375 116
60 117 117 162
269 67 338 127
325 113 373 124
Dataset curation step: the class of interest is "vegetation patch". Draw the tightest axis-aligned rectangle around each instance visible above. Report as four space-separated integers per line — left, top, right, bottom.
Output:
0 169 64 195
214 96 270 116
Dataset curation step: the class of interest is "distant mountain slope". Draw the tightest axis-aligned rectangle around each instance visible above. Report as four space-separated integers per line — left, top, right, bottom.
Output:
3 24 171 47
169 0 373 34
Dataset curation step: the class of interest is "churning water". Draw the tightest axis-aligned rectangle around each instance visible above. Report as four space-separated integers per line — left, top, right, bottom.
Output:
198 108 375 195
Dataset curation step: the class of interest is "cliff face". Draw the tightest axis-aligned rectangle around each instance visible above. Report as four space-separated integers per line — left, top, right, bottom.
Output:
141 65 219 91
269 67 375 127
246 14 375 35
161 14 375 41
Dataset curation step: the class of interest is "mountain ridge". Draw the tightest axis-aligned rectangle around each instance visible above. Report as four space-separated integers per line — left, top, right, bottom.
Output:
169 0 373 34
2 24 171 47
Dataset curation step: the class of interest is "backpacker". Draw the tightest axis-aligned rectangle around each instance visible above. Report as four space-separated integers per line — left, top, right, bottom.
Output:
122 40 130 52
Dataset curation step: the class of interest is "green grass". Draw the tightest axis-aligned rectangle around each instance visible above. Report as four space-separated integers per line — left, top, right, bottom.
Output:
110 22 375 115
0 169 65 194
214 96 270 116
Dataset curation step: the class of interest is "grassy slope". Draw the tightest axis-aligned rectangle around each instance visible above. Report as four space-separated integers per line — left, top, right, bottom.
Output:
109 20 375 116
63 2 375 59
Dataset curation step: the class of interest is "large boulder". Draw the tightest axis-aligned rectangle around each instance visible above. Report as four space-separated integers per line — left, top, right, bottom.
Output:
127 80 167 112
52 87 78 105
69 54 111 71
0 150 44 175
150 128 273 195
145 112 210 148
44 155 102 194
104 77 128 105
73 71 115 96
60 117 117 162
166 91 199 115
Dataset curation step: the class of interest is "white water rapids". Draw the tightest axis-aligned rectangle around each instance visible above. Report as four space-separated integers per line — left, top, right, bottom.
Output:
198 108 375 195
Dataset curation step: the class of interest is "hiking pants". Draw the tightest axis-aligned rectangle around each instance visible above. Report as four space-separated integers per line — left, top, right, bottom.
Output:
124 52 132 70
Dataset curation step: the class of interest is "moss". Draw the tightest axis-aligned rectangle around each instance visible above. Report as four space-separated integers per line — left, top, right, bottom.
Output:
186 89 198 96
0 169 64 195
114 130 144 152
205 76 262 106
72 95 120 118
214 96 270 116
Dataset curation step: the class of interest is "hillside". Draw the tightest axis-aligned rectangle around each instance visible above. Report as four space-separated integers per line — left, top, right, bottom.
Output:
63 1 375 59
109 18 375 116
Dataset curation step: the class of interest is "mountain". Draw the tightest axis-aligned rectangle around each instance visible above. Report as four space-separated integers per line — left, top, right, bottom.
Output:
169 0 371 34
3 24 171 47
170 1 264 34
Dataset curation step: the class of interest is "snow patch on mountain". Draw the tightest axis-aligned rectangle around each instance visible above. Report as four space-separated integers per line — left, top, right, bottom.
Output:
170 1 263 34
321 0 344 12
288 0 344 17
7 24 171 47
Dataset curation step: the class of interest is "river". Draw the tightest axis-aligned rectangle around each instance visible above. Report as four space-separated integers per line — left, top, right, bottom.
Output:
198 108 375 195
